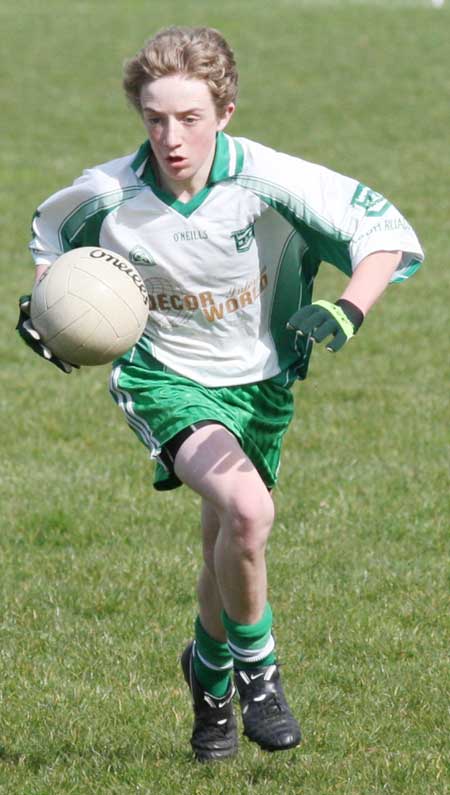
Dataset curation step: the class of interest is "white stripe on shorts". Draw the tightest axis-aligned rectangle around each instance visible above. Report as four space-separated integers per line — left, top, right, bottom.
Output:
109 364 162 459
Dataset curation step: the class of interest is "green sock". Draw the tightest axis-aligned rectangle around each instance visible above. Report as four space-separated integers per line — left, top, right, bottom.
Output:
193 616 234 698
222 603 277 670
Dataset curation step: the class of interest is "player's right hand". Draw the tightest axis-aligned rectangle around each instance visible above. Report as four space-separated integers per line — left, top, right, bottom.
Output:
16 294 78 374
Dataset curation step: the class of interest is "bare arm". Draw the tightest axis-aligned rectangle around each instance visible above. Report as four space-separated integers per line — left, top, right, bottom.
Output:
338 250 402 315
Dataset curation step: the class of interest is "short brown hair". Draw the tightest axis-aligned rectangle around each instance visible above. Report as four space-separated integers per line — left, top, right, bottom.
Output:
123 26 238 118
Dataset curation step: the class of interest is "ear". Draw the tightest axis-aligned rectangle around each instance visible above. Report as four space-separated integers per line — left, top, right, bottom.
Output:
217 102 236 132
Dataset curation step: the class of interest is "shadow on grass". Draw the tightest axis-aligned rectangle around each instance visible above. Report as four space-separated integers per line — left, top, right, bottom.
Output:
0 740 209 774
0 737 303 779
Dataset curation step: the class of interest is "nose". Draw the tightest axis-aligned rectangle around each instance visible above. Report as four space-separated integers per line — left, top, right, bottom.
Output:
162 118 181 149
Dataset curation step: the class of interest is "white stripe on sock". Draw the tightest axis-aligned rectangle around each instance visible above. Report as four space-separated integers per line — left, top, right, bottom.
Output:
227 634 275 664
195 647 234 672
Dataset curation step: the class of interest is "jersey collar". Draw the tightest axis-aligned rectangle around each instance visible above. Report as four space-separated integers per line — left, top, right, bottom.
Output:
209 132 245 183
131 132 244 197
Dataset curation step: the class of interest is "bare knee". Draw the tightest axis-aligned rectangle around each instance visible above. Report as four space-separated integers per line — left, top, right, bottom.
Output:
225 490 274 558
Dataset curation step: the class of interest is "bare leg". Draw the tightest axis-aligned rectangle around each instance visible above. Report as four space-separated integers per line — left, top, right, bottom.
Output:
197 500 226 641
174 424 274 626
176 424 301 755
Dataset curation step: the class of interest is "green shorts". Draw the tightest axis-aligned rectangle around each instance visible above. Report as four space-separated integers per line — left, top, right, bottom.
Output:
109 346 295 491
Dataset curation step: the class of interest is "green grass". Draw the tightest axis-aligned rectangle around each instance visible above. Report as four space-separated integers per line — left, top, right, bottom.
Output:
1 1 449 793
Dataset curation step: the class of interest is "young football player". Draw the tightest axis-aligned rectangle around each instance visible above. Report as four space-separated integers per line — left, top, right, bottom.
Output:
17 26 424 762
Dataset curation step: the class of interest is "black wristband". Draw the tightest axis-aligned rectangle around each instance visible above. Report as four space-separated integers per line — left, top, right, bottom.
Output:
335 299 365 332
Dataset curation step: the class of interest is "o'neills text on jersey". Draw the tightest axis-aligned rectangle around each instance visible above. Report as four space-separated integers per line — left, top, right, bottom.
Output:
173 230 208 242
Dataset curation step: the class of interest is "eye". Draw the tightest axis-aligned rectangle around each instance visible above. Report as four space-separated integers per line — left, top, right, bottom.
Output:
143 113 162 127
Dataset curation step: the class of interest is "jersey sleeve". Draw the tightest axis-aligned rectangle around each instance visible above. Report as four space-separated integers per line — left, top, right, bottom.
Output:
28 151 140 268
29 170 99 267
236 138 424 282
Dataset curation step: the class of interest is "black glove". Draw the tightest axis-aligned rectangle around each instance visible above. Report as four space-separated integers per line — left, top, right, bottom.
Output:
16 294 78 374
287 299 364 353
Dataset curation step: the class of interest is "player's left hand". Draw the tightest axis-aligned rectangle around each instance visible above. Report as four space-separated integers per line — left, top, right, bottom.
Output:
16 294 78 373
287 299 364 353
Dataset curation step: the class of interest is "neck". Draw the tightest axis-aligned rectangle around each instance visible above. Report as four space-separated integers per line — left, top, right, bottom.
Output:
151 148 215 203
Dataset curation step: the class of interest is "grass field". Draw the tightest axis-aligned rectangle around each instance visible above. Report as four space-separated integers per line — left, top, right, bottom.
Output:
1 1 449 793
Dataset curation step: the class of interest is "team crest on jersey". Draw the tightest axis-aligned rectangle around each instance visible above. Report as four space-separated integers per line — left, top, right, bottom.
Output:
231 223 255 253
351 184 391 217
129 245 156 266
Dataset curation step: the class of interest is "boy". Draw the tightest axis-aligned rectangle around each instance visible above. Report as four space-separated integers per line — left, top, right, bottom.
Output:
17 26 424 762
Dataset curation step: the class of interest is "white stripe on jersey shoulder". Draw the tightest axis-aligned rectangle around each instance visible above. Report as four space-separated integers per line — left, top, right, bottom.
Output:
227 137 237 178
134 160 146 180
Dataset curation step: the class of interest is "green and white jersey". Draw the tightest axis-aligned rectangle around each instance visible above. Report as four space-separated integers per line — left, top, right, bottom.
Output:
30 133 424 386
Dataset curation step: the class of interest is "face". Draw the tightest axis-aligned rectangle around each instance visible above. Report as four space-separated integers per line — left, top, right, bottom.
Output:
140 75 235 199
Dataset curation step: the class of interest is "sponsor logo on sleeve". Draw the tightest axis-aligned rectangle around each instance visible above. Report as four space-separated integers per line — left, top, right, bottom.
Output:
351 184 391 217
